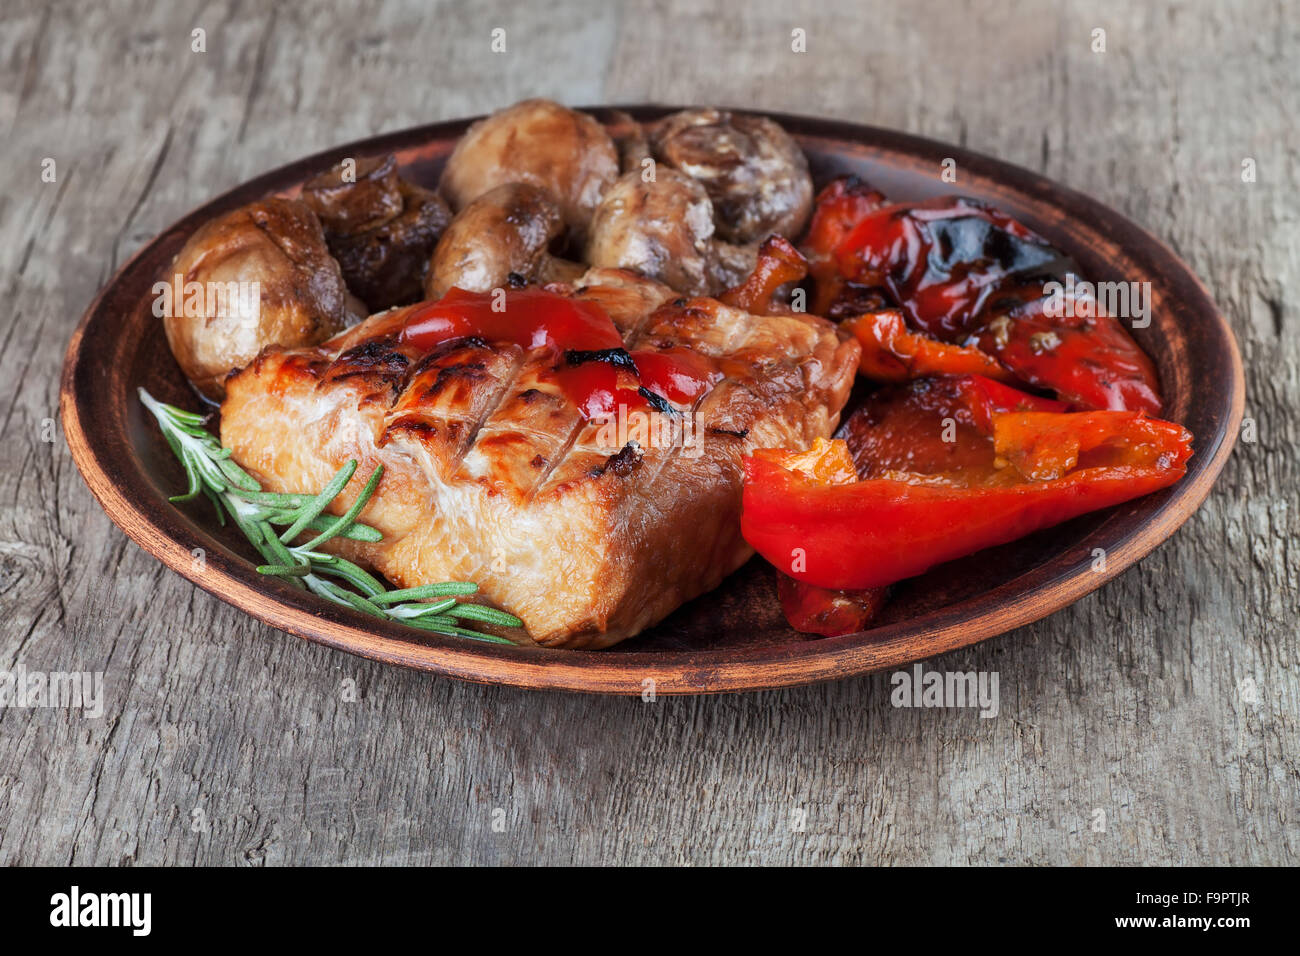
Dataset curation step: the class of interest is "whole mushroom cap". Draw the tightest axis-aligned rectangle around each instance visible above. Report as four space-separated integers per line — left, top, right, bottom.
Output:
585 168 718 296
161 198 349 400
651 108 813 245
426 182 565 299
439 99 619 240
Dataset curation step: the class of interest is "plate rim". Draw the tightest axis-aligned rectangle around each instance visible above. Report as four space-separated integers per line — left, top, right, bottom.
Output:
59 106 1245 695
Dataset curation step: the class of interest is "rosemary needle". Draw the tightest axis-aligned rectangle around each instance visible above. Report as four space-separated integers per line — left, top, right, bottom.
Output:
139 388 521 645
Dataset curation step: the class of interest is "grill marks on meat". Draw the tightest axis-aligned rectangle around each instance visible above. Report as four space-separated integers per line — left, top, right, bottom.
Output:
222 268 858 647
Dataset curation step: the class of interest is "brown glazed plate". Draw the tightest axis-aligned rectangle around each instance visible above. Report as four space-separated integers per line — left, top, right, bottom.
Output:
60 106 1244 694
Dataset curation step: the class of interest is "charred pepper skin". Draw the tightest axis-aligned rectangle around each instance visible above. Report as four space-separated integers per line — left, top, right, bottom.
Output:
802 186 1163 414
741 377 1192 591
832 196 1067 341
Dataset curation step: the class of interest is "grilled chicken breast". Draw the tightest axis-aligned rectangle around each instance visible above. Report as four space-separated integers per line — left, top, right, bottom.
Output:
221 268 858 648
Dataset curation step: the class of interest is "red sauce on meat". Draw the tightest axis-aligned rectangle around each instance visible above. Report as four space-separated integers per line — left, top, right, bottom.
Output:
400 287 717 420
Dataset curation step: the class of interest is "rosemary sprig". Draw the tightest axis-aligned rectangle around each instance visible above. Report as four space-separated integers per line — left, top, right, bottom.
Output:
139 388 521 644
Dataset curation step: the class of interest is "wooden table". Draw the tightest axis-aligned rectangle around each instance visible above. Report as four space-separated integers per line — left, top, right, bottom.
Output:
1 0 1294 865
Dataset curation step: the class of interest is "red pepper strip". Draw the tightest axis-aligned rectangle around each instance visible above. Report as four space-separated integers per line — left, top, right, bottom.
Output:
776 573 890 638
844 308 1019 384
992 410 1191 480
800 176 889 316
755 439 891 637
822 283 892 323
764 435 860 484
833 197 1064 340
949 374 1070 429
972 287 1163 415
804 181 1162 413
720 236 808 315
741 384 1192 590
840 375 1067 475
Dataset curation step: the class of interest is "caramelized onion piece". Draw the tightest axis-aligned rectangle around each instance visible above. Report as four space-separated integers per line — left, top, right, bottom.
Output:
720 236 808 315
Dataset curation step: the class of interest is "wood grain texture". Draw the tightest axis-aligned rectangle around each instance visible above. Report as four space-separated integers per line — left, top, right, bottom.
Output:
1 0 1295 864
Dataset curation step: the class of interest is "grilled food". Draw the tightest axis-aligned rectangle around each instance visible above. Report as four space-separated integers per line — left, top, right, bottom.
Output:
302 154 452 312
426 183 584 299
220 269 858 647
160 198 353 401
649 107 813 244
586 168 756 296
439 99 620 241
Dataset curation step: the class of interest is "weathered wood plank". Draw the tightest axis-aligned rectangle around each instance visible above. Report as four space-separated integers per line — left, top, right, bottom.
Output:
0 0 1294 865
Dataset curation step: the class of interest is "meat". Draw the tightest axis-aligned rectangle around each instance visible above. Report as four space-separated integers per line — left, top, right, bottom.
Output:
220 269 859 648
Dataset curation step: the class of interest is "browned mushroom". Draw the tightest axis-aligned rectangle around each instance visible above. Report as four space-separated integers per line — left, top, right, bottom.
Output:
584 168 756 296
303 154 451 312
160 198 350 400
606 109 652 174
650 108 813 244
438 99 619 240
426 183 585 298
301 154 404 232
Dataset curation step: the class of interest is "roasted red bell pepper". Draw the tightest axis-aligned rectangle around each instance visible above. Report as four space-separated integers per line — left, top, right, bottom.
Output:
776 573 889 638
752 440 890 637
839 375 1068 477
844 308 1018 384
720 235 808 315
800 176 890 317
799 185 1163 414
971 284 1163 415
742 376 1192 590
831 196 1065 340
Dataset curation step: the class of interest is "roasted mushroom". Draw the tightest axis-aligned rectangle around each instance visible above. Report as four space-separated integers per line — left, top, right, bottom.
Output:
160 198 350 400
606 109 652 174
650 108 813 244
303 154 451 312
302 153 404 233
585 168 755 296
426 183 583 299
439 99 619 240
